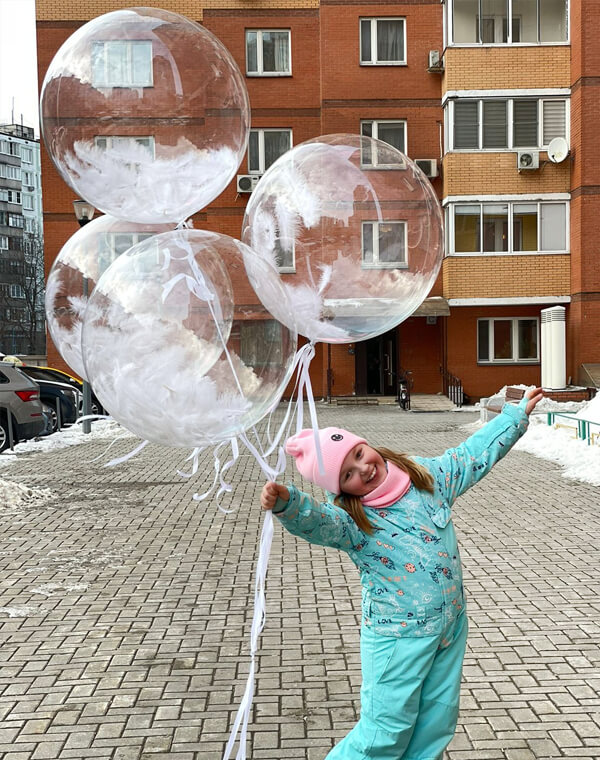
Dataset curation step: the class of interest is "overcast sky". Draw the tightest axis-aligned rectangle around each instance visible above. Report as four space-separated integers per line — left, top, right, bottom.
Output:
0 0 39 134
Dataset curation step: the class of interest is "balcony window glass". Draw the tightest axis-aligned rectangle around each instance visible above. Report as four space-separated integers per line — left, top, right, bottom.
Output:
453 0 479 42
483 203 508 252
540 0 568 41
482 101 507 148
542 100 566 144
513 100 538 147
455 205 481 252
540 202 566 250
451 0 567 44
513 203 538 251
454 101 479 148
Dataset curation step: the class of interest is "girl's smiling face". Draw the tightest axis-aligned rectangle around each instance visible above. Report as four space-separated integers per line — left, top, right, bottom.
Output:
339 443 386 496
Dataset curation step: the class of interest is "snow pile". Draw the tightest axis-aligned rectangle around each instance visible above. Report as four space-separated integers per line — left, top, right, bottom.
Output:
0 478 53 507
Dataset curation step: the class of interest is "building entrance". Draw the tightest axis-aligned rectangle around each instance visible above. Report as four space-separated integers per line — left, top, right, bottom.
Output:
356 329 398 396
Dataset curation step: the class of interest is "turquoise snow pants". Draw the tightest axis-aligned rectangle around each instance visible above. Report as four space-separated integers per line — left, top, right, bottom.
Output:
325 613 468 760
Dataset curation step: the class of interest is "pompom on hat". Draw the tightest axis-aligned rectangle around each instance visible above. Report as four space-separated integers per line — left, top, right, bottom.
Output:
285 427 367 495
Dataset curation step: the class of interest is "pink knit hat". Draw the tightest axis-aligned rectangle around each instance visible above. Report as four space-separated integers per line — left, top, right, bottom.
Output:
285 427 367 494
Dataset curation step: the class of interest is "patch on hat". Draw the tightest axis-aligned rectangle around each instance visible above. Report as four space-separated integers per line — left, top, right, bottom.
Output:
331 433 343 441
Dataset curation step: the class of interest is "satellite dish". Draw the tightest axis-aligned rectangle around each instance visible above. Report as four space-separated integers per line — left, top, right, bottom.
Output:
547 137 569 164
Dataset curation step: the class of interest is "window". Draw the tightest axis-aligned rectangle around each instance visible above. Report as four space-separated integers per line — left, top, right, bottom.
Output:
0 236 8 250
273 239 295 272
91 40 153 87
94 135 155 157
24 218 35 233
248 129 292 174
0 164 21 180
246 30 291 75
98 231 155 272
360 17 406 65
10 284 25 299
22 170 34 186
240 320 284 366
22 195 33 211
20 147 33 164
478 318 539 363
450 0 568 44
451 97 567 149
449 200 567 254
0 140 19 156
0 190 22 204
361 120 407 164
362 221 407 267
8 214 24 228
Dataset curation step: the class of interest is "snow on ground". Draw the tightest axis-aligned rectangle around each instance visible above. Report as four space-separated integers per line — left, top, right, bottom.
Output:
0 477 54 508
461 387 600 487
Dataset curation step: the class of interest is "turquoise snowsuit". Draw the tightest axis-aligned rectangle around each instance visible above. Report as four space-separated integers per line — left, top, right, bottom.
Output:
273 401 530 759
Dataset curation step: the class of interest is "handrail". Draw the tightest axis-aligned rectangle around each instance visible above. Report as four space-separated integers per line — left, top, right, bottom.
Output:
440 367 464 408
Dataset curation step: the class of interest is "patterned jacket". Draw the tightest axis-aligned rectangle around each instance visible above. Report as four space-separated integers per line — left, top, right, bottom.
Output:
274 402 530 638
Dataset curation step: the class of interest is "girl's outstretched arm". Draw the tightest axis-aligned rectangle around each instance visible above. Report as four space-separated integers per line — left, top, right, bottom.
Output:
419 386 543 506
260 482 365 551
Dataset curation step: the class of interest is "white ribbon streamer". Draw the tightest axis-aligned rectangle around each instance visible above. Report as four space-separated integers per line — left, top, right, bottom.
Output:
222 341 326 760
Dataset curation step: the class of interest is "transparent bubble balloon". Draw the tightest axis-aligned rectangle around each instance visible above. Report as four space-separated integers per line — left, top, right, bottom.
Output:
242 134 444 343
40 7 250 223
81 230 297 447
46 215 173 380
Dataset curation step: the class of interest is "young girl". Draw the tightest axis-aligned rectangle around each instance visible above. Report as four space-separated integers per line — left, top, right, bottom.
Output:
261 387 543 760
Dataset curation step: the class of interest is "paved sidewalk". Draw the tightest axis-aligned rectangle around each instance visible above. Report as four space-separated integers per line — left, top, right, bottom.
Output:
0 405 598 760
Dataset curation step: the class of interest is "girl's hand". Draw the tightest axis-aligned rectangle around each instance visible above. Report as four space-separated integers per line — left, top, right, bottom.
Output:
261 482 290 511
524 386 544 416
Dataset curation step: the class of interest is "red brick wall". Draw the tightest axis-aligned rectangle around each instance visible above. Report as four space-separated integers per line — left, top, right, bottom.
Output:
446 306 544 401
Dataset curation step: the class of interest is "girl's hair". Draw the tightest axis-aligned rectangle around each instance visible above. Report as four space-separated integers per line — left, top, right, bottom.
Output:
333 447 434 535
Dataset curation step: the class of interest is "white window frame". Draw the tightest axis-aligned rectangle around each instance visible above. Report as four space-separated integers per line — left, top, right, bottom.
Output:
91 40 153 88
20 147 33 164
477 317 540 364
448 96 569 150
22 195 33 211
362 221 408 268
9 284 25 299
246 30 292 76
6 190 22 205
248 128 292 174
360 17 407 65
8 214 23 228
94 135 156 159
0 235 8 250
360 119 407 164
273 238 295 273
0 164 21 180
446 197 569 255
447 0 570 46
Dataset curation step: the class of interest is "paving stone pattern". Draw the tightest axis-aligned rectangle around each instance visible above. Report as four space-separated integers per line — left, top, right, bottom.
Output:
0 405 599 759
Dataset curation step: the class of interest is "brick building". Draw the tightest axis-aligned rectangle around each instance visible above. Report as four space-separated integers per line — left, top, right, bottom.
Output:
36 0 599 401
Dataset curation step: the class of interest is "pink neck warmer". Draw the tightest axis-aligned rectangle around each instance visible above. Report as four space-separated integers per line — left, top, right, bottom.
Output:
361 461 411 508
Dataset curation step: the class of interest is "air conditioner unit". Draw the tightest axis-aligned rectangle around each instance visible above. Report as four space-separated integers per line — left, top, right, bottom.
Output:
428 50 444 71
415 159 439 178
517 150 539 170
236 174 261 193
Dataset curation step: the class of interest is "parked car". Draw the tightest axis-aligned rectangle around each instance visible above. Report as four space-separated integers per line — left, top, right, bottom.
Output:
0 364 45 452
23 366 104 416
15 366 81 433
